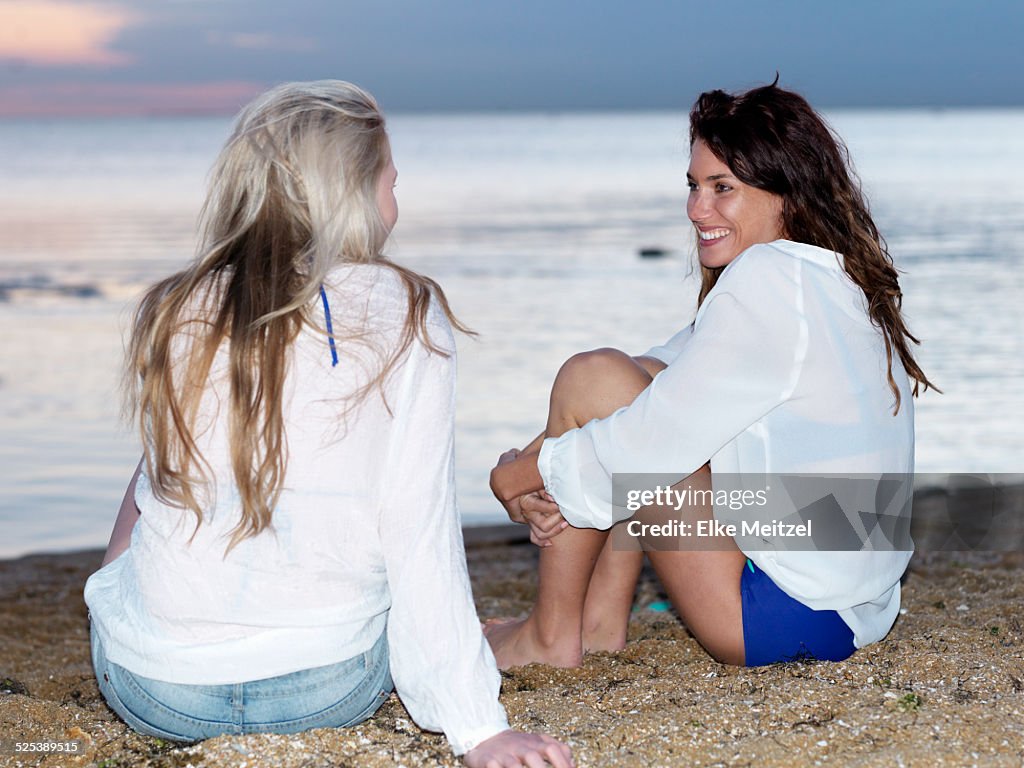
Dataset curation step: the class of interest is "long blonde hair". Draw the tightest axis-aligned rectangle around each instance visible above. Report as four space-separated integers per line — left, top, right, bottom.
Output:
126 80 469 551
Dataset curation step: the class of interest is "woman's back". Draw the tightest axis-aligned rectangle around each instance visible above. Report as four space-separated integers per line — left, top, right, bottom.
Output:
84 80 575 765
87 264 455 683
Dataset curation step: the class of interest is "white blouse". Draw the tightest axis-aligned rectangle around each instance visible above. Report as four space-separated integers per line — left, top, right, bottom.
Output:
538 240 915 649
84 264 509 755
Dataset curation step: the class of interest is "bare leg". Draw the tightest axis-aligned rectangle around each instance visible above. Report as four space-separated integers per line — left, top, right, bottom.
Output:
580 352 668 652
582 529 645 652
483 526 610 668
485 348 656 668
485 348 747 668
637 465 747 665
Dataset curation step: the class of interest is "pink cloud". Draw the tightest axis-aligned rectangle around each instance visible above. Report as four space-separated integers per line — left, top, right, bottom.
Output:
0 0 138 67
0 81 268 117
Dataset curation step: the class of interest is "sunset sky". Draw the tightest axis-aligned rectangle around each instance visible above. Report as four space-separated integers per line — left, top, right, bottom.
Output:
1 0 1022 117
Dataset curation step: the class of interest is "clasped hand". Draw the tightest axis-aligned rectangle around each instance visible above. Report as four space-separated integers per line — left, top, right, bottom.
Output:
494 449 568 547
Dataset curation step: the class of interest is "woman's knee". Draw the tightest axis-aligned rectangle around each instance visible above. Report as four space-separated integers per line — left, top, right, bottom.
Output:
550 348 653 424
554 348 646 394
561 347 632 376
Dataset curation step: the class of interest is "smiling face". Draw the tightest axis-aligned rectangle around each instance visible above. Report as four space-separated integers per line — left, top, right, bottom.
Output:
686 139 785 269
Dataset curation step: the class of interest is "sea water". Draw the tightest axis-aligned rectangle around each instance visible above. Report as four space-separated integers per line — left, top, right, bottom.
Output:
1 110 1021 557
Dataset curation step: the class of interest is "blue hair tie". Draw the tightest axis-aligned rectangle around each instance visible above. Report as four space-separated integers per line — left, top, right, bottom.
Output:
319 285 339 367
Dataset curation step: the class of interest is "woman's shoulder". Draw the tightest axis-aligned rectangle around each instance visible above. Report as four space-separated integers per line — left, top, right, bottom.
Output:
710 240 844 299
323 261 404 301
322 262 455 349
725 240 843 277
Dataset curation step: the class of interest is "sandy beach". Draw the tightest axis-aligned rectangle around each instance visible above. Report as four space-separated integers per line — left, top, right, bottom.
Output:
1 517 1023 768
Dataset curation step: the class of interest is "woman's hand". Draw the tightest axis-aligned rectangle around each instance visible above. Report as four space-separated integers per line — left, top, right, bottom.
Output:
464 729 574 768
493 450 568 545
494 449 527 523
521 491 568 547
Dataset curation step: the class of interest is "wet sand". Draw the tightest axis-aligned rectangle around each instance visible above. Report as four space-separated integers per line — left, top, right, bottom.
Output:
1 529 1022 767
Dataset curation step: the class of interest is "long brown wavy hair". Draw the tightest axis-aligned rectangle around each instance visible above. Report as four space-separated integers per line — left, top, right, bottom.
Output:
126 81 469 551
689 80 937 413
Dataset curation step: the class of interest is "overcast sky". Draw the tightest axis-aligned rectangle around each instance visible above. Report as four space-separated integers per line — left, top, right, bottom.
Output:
1 0 1022 116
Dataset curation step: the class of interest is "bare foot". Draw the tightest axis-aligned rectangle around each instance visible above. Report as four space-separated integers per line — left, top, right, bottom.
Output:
483 616 583 670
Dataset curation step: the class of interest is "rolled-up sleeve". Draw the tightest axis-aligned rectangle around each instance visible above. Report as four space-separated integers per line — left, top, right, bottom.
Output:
540 249 807 530
379 311 509 756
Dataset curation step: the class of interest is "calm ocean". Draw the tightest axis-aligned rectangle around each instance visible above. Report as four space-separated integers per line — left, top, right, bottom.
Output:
1 110 1022 558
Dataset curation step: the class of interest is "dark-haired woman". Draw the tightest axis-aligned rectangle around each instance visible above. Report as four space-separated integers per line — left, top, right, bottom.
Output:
485 82 935 669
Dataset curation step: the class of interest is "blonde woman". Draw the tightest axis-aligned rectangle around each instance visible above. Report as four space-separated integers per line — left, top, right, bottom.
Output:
84 81 572 768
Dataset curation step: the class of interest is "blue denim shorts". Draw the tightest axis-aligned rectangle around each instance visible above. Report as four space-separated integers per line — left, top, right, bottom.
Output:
90 625 393 742
741 558 856 666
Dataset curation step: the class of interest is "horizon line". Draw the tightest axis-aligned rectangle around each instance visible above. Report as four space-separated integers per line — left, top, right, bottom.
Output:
3 103 1024 121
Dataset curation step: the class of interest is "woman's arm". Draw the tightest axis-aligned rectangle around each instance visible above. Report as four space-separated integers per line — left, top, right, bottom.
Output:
101 459 143 567
491 355 667 543
539 250 806 530
379 315 574 761
492 351 667 504
489 450 543 502
378 333 508 752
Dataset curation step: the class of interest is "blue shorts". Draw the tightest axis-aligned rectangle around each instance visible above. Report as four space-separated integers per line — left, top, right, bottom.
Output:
741 558 856 666
91 625 393 742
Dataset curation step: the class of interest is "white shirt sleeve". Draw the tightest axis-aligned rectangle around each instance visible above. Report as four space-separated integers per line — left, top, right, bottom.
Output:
378 310 509 756
539 249 807 530
640 323 695 367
